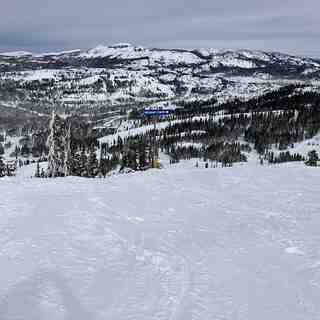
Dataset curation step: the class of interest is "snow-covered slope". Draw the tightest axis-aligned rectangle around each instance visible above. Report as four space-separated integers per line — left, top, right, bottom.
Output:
0 163 320 319
81 43 203 65
0 51 33 57
0 44 319 112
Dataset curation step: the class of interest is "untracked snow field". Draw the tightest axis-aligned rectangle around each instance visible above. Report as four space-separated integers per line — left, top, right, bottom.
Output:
0 163 320 320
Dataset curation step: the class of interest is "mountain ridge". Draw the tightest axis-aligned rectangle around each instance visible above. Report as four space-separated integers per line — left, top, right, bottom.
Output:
1 43 319 60
0 44 320 116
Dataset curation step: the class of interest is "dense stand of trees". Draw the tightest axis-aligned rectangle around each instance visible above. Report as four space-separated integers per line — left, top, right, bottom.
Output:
1 85 320 178
45 112 101 177
37 87 320 177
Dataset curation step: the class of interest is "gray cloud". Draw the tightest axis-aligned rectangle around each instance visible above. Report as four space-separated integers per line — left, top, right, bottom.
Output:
0 0 319 57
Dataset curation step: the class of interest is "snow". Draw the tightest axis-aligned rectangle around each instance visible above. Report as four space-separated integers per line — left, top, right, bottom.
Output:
1 45 318 107
37 49 82 57
2 69 64 82
211 55 256 69
176 142 203 149
197 49 270 67
2 135 22 160
98 111 260 145
0 51 32 57
78 75 102 86
0 162 320 319
285 247 305 255
238 50 272 62
302 68 318 75
81 45 202 65
98 114 212 145
148 50 202 65
272 133 320 158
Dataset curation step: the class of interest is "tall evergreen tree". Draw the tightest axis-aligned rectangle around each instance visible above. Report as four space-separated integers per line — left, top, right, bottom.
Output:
0 156 5 177
87 146 99 177
79 147 88 176
47 110 65 177
35 160 40 178
63 123 72 177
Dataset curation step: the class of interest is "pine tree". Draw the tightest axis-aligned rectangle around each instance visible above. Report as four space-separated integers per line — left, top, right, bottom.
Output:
305 150 319 167
72 149 82 176
63 123 72 177
79 147 88 176
47 110 66 177
35 160 40 178
138 142 147 169
87 147 98 177
47 111 61 177
0 156 5 177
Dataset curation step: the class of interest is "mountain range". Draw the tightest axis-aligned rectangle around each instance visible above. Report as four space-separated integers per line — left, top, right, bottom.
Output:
0 43 320 118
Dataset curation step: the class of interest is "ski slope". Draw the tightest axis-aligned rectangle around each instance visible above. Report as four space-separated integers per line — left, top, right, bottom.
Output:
0 163 320 319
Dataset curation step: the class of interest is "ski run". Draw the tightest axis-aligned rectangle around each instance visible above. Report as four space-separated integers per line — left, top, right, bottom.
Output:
0 162 320 319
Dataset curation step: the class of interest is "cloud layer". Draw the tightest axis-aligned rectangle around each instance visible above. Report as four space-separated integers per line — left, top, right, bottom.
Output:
0 0 319 56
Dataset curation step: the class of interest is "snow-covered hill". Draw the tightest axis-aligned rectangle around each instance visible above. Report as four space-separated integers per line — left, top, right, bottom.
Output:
0 44 320 112
0 162 320 319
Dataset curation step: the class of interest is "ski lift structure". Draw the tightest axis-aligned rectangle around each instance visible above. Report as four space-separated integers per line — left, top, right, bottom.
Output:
143 107 174 168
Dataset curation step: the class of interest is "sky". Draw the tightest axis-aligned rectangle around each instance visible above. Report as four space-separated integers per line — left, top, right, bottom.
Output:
0 0 319 57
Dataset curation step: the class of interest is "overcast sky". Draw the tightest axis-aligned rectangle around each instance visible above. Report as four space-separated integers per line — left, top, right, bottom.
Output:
0 0 319 57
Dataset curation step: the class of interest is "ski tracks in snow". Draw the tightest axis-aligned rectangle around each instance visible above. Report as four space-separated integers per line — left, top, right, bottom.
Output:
1 164 320 319
87 189 193 320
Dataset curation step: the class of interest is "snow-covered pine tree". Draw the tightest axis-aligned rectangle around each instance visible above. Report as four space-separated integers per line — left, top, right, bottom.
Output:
47 110 65 177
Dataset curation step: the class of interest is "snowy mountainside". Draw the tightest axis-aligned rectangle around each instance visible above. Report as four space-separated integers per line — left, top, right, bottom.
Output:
0 44 320 113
